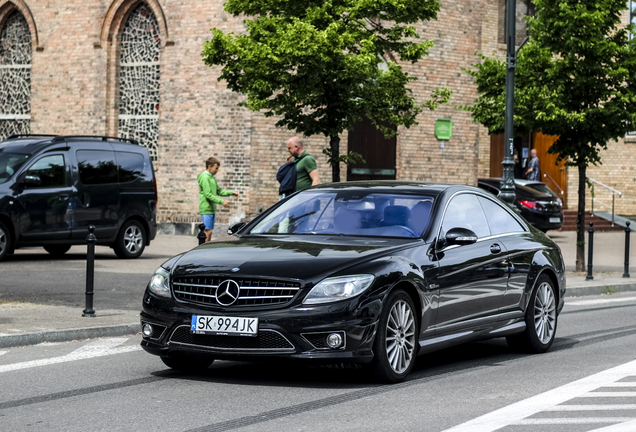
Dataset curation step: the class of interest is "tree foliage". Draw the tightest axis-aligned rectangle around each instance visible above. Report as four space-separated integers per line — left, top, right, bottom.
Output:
462 0 636 270
202 0 451 181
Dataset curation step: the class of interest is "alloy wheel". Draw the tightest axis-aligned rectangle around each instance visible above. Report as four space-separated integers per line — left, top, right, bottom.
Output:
533 281 556 344
124 225 144 253
385 299 416 374
0 228 6 256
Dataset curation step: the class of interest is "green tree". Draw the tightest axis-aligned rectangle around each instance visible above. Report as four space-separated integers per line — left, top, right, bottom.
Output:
462 0 636 271
202 0 451 182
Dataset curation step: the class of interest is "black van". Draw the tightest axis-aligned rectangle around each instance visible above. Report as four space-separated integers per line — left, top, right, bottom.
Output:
0 135 158 261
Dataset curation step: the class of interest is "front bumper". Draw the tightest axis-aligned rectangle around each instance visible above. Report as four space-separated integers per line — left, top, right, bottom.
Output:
139 292 379 364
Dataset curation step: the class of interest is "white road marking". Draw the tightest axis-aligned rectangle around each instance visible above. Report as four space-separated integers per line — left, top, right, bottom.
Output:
514 418 634 425
591 418 636 431
0 337 140 373
0 351 7 356
579 392 636 397
567 297 636 306
546 405 636 411
441 359 636 432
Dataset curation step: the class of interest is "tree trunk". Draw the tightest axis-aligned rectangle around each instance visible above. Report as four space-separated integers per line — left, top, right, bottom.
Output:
575 162 586 272
329 135 340 182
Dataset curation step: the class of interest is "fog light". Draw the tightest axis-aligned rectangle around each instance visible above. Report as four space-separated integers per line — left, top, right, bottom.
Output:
142 324 153 337
326 333 343 349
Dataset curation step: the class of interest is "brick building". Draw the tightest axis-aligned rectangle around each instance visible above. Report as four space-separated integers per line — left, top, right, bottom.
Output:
1 0 631 237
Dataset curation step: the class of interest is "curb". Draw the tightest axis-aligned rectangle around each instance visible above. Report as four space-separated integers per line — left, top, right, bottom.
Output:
565 283 636 297
0 323 140 349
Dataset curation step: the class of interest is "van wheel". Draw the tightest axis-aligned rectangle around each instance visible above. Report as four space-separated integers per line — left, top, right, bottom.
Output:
114 220 146 259
0 221 10 261
43 245 72 256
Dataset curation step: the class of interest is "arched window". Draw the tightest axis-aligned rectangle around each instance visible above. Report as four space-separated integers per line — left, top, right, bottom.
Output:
0 11 31 139
118 3 160 159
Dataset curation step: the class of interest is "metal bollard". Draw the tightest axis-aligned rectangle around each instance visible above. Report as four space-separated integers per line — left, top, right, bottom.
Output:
197 223 206 245
624 221 631 278
82 225 96 317
586 222 594 281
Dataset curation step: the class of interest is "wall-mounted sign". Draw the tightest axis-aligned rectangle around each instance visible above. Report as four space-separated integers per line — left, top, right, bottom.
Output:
435 118 453 140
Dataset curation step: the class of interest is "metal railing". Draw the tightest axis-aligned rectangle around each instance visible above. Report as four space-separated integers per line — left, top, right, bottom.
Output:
543 173 565 198
588 177 622 226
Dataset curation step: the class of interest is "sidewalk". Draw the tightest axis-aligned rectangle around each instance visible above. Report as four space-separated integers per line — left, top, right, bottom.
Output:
1 231 635 349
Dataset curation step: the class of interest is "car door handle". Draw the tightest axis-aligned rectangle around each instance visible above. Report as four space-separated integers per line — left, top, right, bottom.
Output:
490 244 501 254
58 194 69 201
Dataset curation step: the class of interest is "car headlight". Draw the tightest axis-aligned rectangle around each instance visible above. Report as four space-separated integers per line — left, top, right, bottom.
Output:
149 267 171 298
303 275 375 305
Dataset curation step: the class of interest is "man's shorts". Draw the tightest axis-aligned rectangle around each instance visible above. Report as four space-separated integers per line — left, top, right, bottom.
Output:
201 214 215 230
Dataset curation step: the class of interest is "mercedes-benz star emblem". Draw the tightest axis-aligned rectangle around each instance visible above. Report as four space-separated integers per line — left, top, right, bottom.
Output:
216 279 240 306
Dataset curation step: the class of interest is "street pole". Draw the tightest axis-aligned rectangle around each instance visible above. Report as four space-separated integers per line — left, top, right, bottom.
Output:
500 0 517 205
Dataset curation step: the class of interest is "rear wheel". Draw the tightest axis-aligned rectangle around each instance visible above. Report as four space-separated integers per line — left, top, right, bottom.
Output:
43 245 72 256
371 290 418 383
506 274 558 353
114 220 146 259
160 356 213 372
0 221 10 261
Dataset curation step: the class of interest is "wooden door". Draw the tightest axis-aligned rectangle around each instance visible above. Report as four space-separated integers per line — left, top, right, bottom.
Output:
347 118 397 181
532 132 568 208
490 134 505 178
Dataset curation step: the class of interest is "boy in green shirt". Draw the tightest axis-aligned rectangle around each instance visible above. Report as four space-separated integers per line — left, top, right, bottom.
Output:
197 157 239 242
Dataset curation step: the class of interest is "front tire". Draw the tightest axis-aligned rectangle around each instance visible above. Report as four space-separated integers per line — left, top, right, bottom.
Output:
506 274 558 353
371 290 418 383
43 245 72 256
114 220 146 259
160 356 213 372
0 221 10 262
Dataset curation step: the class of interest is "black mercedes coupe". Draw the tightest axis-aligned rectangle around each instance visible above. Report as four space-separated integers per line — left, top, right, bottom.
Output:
140 181 566 382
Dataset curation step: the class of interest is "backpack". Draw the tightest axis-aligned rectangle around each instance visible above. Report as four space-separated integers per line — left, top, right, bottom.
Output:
276 160 297 196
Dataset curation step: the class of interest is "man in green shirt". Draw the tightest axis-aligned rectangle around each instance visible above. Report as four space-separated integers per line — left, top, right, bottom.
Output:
286 136 320 192
197 157 239 242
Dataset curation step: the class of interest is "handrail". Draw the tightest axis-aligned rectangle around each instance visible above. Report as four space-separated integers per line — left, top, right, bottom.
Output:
543 173 564 196
588 177 622 197
587 177 622 226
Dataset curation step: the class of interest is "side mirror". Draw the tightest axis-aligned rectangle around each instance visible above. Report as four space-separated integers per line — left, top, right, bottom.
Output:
227 222 246 235
445 227 478 246
24 175 41 186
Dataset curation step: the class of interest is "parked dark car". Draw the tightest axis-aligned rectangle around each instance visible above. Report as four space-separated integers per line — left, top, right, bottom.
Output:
477 178 563 232
140 181 565 383
0 135 157 261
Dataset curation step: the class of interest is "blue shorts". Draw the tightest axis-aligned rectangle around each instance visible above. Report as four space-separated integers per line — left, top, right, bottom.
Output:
201 214 215 230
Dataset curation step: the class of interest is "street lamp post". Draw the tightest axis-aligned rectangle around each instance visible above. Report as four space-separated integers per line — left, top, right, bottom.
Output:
500 0 517 205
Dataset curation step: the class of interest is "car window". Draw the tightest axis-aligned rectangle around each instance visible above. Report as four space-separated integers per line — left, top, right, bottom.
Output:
249 191 435 238
115 151 145 183
25 155 66 188
77 150 118 185
478 196 525 235
0 152 29 184
441 193 490 238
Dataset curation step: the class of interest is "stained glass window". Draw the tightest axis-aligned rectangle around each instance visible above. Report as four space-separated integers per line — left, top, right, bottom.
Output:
0 11 31 139
118 3 160 159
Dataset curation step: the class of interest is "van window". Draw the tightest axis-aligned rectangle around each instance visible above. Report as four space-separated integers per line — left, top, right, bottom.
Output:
77 150 118 185
116 151 145 183
0 152 29 184
25 155 66 188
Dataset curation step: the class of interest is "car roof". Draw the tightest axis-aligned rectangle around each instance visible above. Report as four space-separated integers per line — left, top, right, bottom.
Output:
477 178 553 200
0 135 141 155
310 180 485 197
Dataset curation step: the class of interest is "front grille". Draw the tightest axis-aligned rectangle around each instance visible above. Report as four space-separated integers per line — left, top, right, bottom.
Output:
172 276 301 307
169 325 295 351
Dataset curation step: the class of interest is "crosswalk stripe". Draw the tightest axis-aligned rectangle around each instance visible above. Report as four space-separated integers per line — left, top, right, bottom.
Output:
567 297 636 306
591 418 636 431
0 351 7 356
546 405 636 411
513 418 634 425
441 359 636 432
579 392 636 397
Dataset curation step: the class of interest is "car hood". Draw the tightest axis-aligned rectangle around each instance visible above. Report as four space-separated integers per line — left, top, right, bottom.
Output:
170 235 419 281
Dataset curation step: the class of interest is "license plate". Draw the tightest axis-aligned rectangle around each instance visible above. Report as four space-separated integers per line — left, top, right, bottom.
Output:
549 217 561 223
191 315 258 337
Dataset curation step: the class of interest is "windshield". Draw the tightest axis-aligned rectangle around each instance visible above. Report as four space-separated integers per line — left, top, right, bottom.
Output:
0 152 30 184
249 190 435 238
527 183 557 198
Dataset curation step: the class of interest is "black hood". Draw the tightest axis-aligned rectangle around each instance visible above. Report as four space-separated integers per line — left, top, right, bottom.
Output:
170 235 419 281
